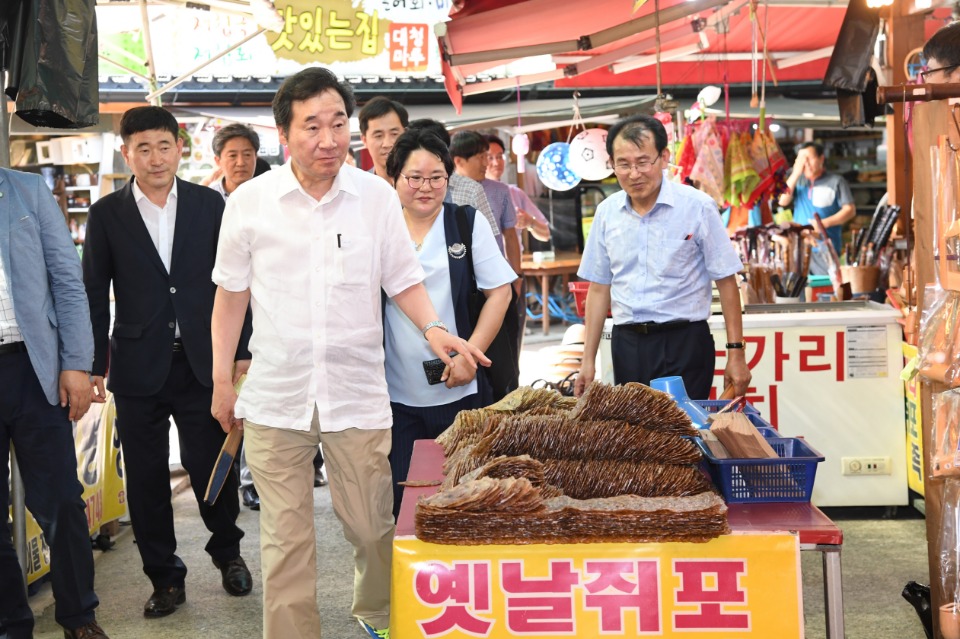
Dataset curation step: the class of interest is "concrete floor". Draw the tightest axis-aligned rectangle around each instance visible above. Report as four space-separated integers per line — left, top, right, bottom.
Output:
25 329 933 638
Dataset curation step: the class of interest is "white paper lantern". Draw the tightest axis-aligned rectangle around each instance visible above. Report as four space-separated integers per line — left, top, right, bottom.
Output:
568 128 613 181
536 142 581 192
511 133 530 156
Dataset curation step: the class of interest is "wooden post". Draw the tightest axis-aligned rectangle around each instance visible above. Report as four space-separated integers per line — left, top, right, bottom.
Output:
884 3 925 232
913 99 952 634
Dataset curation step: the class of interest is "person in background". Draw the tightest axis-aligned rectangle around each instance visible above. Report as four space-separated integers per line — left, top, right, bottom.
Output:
574 114 750 400
359 96 408 182
210 67 488 639
83 106 253 619
383 128 515 519
778 142 854 275
921 21 960 84
484 134 551 243
406 119 502 246
451 131 521 398
484 133 550 345
0 168 108 639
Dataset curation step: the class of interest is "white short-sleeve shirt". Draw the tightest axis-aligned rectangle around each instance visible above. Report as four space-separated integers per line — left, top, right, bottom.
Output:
212 162 425 432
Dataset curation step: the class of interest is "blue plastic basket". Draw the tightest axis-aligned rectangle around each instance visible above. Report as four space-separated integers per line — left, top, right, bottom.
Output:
695 399 761 416
694 437 824 503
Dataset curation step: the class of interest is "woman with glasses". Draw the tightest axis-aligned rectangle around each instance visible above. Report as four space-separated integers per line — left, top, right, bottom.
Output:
382 128 516 519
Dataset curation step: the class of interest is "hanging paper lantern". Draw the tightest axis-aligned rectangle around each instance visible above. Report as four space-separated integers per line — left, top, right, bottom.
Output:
568 128 613 181
512 133 530 174
536 142 581 192
511 133 530 156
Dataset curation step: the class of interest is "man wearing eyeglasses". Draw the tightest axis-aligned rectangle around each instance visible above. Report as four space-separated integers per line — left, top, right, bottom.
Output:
921 21 960 85
574 114 750 400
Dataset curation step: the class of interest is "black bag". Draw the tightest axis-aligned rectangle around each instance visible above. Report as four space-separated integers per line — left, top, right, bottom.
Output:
454 206 519 402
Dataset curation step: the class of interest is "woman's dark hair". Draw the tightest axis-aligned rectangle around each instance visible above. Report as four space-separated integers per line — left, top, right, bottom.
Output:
605 114 668 158
120 106 179 144
407 118 450 146
273 67 355 135
386 129 455 183
799 141 825 157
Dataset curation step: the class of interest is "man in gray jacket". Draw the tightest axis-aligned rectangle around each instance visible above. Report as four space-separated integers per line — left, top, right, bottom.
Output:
0 167 107 638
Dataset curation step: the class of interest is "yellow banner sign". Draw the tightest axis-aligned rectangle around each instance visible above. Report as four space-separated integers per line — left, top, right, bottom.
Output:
903 342 924 495
18 396 126 584
392 533 802 638
267 0 388 64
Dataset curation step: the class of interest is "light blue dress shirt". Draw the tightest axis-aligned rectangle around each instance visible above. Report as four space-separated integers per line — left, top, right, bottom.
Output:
578 177 743 325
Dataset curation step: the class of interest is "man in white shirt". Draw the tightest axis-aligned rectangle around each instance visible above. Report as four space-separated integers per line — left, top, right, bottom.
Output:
210 67 487 639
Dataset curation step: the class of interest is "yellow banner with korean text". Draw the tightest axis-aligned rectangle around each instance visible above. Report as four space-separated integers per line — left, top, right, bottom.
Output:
17 396 126 584
391 532 802 639
903 342 924 495
267 0 388 64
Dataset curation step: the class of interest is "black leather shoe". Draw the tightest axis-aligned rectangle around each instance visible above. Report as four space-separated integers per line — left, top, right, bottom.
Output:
213 556 252 596
63 620 109 638
143 585 185 618
314 466 327 487
241 484 260 510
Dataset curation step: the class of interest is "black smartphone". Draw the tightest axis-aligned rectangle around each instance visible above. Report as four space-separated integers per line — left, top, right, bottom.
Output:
422 358 446 385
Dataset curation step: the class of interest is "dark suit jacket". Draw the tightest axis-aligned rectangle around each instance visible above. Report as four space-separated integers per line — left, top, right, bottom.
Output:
83 177 251 396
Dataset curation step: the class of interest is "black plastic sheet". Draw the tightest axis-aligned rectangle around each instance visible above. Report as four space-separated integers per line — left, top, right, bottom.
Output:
6 0 99 128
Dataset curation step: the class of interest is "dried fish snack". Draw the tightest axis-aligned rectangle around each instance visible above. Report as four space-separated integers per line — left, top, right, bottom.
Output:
442 444 486 488
436 408 498 456
570 381 695 435
417 477 546 514
540 460 711 500
416 488 728 545
487 386 571 413
460 455 546 487
473 415 701 465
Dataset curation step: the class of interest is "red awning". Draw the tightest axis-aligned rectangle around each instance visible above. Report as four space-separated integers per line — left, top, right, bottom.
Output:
438 0 850 112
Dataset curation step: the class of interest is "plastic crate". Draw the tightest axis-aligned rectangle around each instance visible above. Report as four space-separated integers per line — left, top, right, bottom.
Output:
694 437 824 503
694 399 761 416
567 281 611 318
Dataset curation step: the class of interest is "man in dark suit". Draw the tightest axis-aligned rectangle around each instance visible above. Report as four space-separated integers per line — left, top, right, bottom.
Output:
82 106 252 618
0 167 108 639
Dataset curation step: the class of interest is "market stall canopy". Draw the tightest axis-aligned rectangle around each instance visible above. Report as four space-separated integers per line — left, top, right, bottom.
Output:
437 0 853 113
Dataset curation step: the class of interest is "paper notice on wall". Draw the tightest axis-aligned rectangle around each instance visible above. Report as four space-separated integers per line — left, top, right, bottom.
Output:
846 325 889 378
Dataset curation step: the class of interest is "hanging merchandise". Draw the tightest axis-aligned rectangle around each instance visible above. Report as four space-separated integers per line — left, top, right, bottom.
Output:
536 142 581 192
688 121 726 206
513 133 530 174
917 286 960 387
724 131 760 208
568 128 613 181
932 389 960 478
936 121 960 292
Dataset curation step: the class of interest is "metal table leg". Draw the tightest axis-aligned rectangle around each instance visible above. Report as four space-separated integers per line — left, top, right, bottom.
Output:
820 545 845 639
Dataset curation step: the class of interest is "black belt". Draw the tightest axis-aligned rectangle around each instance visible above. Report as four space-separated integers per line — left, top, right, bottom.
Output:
172 338 183 352
618 320 696 335
0 341 27 356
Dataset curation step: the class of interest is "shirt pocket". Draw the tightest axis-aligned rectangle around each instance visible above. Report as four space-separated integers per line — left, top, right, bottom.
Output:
327 234 375 288
659 239 700 283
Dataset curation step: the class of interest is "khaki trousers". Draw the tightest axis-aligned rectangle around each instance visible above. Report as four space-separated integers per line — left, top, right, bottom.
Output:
244 412 394 638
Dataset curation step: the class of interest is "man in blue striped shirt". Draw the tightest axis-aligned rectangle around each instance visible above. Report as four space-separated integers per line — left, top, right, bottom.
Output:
574 115 751 399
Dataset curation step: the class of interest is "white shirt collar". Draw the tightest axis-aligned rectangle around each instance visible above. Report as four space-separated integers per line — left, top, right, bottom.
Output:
277 160 360 204
132 177 178 207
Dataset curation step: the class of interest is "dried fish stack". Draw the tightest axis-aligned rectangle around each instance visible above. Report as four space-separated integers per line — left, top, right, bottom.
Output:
540 459 711 500
570 381 695 435
461 455 546 487
473 415 701 465
435 409 493 457
416 479 728 545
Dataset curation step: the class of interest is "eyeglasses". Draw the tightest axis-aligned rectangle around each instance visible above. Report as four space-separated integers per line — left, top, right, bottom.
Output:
920 64 959 83
399 174 448 189
613 155 663 176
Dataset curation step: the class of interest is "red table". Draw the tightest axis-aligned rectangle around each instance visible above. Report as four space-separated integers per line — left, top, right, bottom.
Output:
399 440 845 639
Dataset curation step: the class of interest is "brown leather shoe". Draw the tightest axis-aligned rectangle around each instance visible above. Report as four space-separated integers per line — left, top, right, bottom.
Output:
143 585 186 618
213 555 253 596
63 620 109 639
